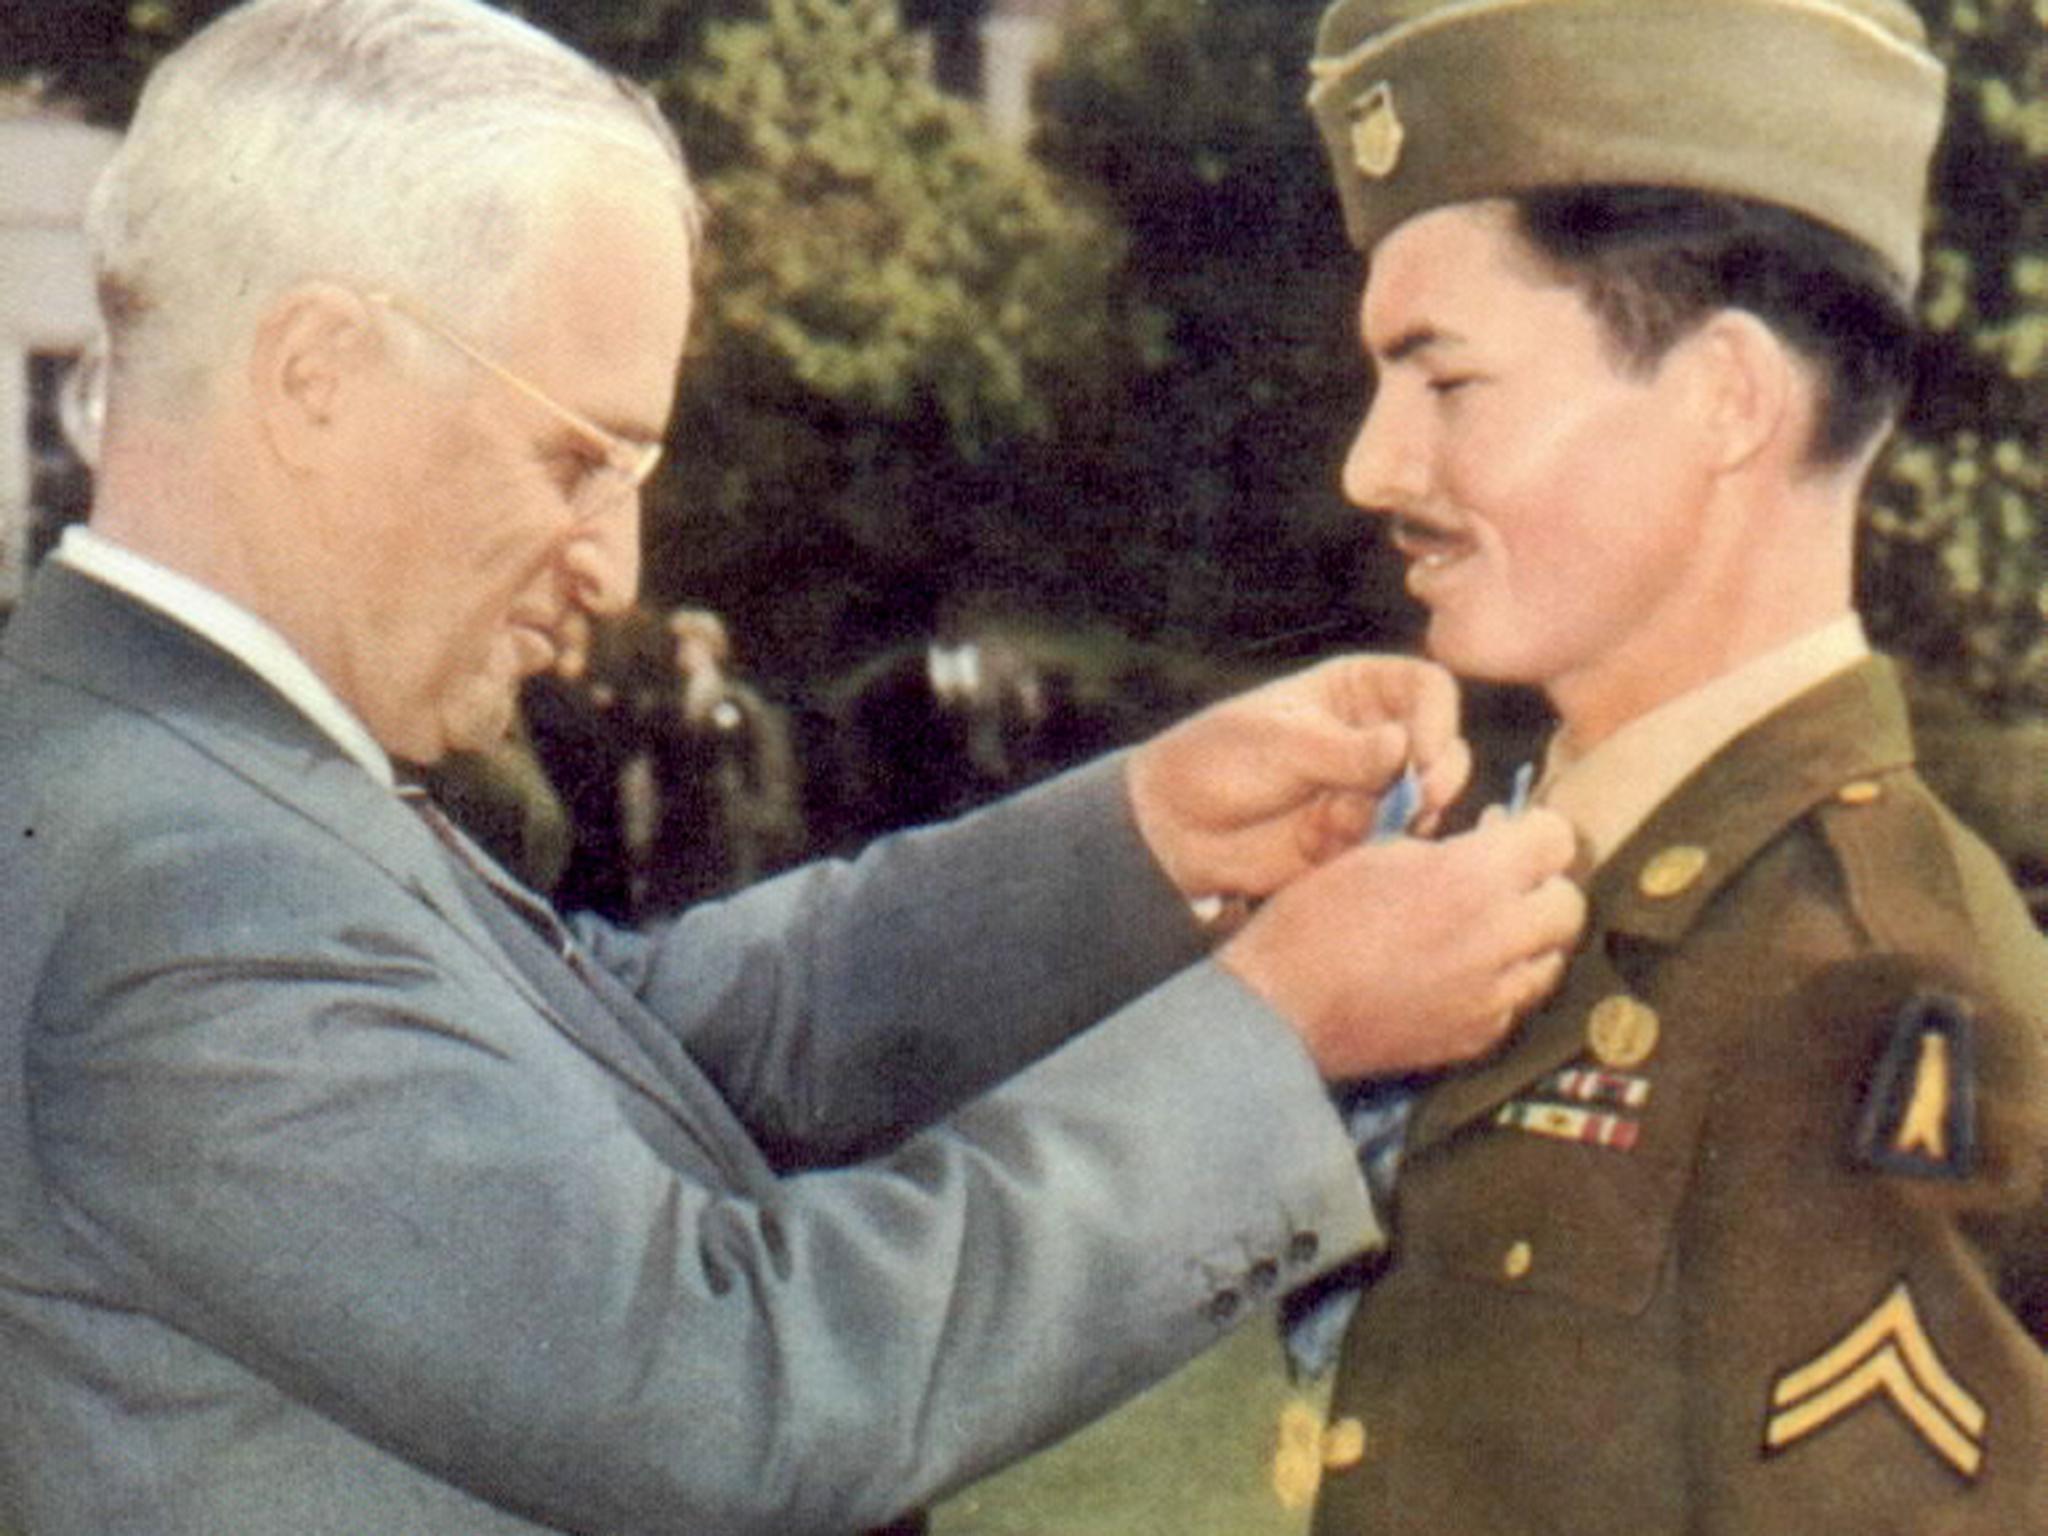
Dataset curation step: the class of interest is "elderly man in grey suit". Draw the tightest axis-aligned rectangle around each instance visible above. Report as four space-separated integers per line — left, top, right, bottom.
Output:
0 2 1585 1531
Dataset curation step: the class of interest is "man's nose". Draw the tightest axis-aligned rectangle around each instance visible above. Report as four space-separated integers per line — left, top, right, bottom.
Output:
564 496 642 617
1342 390 1428 515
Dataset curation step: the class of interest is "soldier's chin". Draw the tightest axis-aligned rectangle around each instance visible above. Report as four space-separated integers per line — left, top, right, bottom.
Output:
1419 620 1526 686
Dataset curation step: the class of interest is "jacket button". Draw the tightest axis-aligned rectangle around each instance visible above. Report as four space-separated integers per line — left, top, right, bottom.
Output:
1321 1416 1369 1471
1206 1288 1243 1325
1638 844 1708 899
1502 1240 1534 1281
1288 1231 1320 1266
1837 779 1883 806
1249 1258 1280 1293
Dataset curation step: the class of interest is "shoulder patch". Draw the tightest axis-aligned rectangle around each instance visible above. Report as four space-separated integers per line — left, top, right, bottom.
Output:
1854 991 1978 1181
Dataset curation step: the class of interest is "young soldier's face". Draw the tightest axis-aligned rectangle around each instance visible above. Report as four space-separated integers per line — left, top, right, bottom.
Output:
1342 201 1723 727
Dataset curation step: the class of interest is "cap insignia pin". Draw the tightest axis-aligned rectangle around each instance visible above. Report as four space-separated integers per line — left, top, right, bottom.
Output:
1350 83 1404 180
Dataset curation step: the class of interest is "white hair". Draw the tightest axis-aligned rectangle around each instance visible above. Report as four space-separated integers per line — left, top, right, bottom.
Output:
88 0 699 412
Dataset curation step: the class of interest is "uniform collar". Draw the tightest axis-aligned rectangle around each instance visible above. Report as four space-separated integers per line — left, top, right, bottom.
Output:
1591 654 1916 948
1540 615 1870 872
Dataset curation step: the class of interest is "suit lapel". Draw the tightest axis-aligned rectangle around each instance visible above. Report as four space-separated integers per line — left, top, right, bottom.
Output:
406 794 776 1181
5 566 739 1151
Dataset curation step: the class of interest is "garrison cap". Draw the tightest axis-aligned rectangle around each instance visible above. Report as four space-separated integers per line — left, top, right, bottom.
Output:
1307 0 1946 288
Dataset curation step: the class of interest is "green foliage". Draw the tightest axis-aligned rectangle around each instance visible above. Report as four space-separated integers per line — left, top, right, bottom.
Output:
1858 0 2048 715
675 0 1120 446
647 0 1138 683
1027 0 1405 658
4 0 224 121
2 0 725 121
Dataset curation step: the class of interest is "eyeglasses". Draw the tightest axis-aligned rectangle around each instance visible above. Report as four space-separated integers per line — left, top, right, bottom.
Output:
364 289 663 520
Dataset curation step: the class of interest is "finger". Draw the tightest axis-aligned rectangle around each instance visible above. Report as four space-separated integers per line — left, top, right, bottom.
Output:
1388 663 1464 795
1442 805 1549 881
1356 720 1411 792
1306 786 1379 855
1447 872 1583 1000
1253 711 1409 806
1525 874 1589 952
1491 806 1579 887
1447 991 1526 1061
1491 947 1571 1022
1413 735 1473 828
1338 652 1454 718
1293 792 1348 866
1340 661 1461 771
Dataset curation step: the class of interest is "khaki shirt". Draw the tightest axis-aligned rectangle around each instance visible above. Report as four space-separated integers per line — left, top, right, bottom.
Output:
1541 614 1869 870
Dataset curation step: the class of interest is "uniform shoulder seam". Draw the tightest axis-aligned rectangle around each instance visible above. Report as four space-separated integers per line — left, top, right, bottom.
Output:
1811 771 1974 959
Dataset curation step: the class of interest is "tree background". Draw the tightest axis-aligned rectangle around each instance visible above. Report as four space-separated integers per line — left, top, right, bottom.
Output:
5 0 2046 872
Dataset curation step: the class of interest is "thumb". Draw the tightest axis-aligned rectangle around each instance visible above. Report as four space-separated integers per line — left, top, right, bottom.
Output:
1358 721 1410 790
1301 723 1413 859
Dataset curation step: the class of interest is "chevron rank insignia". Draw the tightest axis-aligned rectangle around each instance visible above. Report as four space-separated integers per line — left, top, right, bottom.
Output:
1763 1281 1986 1479
1854 991 1977 1180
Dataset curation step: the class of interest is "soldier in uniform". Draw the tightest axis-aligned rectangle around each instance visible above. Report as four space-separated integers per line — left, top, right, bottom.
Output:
1297 0 2048 1531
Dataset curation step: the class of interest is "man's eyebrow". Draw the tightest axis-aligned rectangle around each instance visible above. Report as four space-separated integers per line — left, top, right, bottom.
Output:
1377 325 1464 365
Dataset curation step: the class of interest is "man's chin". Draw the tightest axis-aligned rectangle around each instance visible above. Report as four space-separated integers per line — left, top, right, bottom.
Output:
436 680 523 759
1421 623 1535 688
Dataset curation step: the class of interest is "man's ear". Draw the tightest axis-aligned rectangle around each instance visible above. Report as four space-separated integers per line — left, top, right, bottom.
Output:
247 282 382 473
1681 308 1805 475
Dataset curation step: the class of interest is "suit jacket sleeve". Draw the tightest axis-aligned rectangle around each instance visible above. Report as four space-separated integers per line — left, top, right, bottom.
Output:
28 773 1376 1535
573 753 1221 1161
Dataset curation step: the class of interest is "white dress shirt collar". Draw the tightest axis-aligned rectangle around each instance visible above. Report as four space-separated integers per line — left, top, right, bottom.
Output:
53 525 396 788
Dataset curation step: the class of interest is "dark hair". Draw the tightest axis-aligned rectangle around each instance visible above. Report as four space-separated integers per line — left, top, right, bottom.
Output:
1511 186 1918 467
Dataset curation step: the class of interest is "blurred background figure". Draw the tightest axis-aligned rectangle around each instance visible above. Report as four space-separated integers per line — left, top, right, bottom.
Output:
800 603 1266 855
433 603 807 922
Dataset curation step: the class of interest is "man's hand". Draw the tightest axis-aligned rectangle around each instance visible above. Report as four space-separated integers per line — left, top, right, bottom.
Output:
1126 656 1471 902
1218 808 1585 1079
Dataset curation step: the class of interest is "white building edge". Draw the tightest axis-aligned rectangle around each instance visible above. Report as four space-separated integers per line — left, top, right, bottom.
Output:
977 0 1070 147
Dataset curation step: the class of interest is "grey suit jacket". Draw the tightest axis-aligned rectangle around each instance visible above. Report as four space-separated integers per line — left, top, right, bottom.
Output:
0 567 1376 1535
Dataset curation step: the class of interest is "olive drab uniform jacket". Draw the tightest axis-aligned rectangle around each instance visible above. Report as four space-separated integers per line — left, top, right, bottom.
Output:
1313 658 2048 1534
